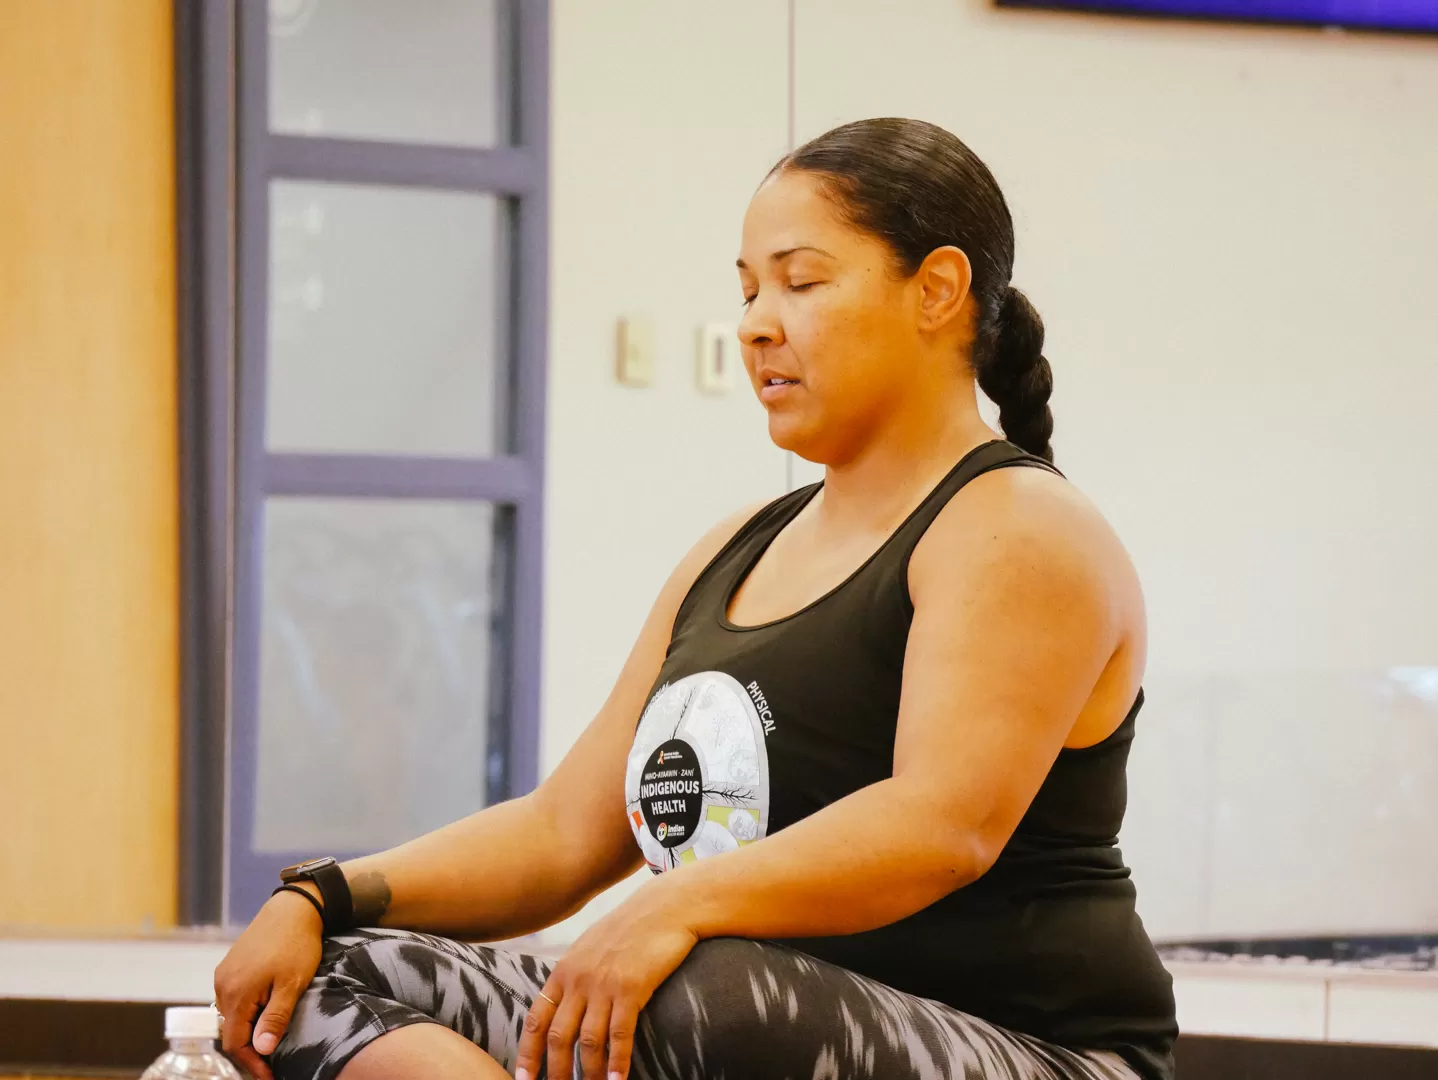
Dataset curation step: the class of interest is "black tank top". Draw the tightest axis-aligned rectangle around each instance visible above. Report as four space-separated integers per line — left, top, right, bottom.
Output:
623 440 1177 1080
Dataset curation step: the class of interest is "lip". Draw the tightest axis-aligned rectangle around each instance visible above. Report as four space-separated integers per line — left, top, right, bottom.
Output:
758 377 800 404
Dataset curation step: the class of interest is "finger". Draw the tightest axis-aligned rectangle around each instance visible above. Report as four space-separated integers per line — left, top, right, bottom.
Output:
515 984 561 1080
607 998 641 1080
252 978 302 1056
546 993 589 1080
231 1044 275 1080
216 986 260 1056
215 988 270 1079
577 998 612 1080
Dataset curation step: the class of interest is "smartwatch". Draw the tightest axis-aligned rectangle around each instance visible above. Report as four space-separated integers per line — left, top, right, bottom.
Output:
278 856 354 934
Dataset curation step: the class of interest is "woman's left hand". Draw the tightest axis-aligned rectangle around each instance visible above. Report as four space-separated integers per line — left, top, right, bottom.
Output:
514 888 699 1080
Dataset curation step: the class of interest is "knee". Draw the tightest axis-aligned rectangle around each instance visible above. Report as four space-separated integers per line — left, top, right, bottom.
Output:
314 931 402 990
272 933 422 1074
314 929 481 999
644 938 780 1050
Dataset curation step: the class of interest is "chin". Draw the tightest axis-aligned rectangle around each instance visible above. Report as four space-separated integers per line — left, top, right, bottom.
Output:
766 413 827 463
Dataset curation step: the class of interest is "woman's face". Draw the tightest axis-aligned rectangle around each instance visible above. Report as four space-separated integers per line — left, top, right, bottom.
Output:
736 170 966 464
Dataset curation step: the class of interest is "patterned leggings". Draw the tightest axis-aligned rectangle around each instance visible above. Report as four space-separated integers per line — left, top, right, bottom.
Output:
271 928 1140 1080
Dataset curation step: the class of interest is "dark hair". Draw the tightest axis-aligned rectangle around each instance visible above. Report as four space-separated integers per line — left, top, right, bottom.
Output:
771 118 1055 462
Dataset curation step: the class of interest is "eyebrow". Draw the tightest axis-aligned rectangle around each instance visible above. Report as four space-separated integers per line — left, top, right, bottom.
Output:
735 245 836 270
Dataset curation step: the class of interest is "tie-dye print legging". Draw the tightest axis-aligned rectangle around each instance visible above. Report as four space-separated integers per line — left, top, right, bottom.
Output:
271 928 1140 1080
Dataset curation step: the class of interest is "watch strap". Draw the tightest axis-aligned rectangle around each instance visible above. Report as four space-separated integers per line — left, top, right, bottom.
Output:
311 859 353 933
281 858 354 934
271 883 326 926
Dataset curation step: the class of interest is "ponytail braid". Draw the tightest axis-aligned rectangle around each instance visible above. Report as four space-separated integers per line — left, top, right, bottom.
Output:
976 286 1055 463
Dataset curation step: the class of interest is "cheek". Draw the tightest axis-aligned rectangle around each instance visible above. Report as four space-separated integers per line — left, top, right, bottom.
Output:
793 292 902 400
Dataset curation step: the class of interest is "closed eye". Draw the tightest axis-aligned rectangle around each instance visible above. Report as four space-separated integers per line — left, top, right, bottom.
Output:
741 282 821 308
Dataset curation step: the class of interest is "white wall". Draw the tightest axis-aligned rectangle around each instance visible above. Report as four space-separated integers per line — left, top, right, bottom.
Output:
542 0 1438 940
539 0 796 936
794 0 1438 677
542 1 791 768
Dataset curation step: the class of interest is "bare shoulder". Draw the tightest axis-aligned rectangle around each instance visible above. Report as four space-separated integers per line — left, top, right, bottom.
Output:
935 464 1123 553
909 463 1143 635
904 464 1146 745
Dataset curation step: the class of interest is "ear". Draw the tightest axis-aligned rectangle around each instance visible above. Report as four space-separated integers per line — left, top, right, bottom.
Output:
914 245 973 333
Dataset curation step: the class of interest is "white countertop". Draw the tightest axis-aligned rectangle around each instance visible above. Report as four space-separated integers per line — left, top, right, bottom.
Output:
1167 958 1438 1048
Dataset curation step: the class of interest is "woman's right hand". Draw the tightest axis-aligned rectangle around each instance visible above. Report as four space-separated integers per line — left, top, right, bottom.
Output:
214 889 325 1080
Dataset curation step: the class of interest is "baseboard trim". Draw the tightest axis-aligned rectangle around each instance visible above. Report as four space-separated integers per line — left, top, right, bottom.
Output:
1174 1033 1438 1079
0 1000 167 1072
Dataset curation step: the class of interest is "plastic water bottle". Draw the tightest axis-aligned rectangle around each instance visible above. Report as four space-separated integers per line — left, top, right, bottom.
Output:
139 1006 242 1080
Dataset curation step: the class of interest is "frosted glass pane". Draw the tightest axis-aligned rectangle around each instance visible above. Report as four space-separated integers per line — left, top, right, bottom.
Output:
1124 668 1438 942
252 498 501 853
266 181 507 456
269 0 508 147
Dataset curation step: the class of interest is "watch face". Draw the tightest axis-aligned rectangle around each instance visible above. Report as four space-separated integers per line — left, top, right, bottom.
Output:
280 856 335 881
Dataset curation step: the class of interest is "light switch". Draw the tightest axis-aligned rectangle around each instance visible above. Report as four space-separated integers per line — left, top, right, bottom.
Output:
697 323 738 395
616 317 654 387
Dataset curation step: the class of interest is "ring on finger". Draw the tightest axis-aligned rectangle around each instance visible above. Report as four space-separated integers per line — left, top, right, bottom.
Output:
537 989 559 1007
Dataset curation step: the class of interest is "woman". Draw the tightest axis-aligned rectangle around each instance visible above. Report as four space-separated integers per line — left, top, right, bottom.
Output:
216 118 1178 1080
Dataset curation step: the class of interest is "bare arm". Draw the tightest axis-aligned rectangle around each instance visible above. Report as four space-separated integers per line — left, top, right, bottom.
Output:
216 499 769 1074
327 500 771 940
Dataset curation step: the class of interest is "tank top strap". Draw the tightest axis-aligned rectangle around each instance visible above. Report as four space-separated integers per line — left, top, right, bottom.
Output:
884 439 1065 568
675 483 822 627
734 483 823 558
684 441 1058 630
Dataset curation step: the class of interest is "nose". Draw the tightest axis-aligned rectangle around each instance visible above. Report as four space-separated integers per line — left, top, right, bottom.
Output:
739 291 783 349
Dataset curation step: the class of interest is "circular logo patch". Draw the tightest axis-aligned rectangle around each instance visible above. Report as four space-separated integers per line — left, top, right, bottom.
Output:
639 739 703 849
625 671 770 872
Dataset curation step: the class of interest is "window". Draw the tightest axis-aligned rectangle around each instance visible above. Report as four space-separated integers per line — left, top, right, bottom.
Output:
177 0 549 924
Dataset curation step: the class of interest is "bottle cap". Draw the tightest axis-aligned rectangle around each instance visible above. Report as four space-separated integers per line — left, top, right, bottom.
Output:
165 1005 220 1039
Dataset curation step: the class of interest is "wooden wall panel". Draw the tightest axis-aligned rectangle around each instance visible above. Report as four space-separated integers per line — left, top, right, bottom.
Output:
0 0 179 930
